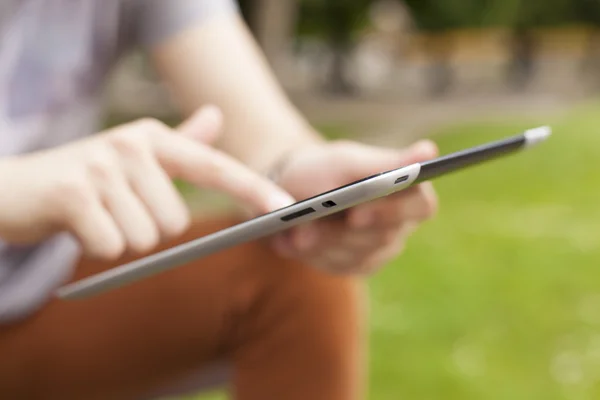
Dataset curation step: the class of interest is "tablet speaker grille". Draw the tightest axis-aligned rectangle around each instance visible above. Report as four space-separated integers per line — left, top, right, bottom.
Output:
281 207 316 222
394 175 409 184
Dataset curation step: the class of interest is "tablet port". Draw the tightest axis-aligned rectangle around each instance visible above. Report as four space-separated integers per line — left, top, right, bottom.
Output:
394 175 409 184
322 200 337 208
281 207 316 222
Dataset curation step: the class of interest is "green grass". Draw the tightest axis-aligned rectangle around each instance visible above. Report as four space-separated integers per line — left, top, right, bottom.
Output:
366 103 600 400
189 100 600 400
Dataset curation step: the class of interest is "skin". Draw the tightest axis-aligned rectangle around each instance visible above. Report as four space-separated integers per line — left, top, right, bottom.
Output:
150 11 439 274
0 11 438 276
0 107 294 259
269 139 438 275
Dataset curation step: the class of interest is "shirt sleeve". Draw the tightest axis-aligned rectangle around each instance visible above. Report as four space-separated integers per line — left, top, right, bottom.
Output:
131 0 240 48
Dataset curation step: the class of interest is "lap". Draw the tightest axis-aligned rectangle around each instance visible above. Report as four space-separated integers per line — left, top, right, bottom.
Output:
0 216 364 400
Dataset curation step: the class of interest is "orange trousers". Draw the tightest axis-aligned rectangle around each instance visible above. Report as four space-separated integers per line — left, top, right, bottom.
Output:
0 217 366 400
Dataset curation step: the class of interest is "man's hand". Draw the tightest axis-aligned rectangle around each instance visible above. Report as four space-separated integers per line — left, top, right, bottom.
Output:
0 106 294 260
269 139 439 275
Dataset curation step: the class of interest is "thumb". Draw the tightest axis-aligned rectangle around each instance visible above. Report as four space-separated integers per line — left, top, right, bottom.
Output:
398 140 439 165
176 105 223 145
333 140 439 181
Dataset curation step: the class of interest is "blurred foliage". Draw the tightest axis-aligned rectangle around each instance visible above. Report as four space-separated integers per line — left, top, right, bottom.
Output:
296 0 371 40
292 0 600 37
290 0 600 95
404 0 482 31
573 0 600 26
484 0 574 28
295 0 373 94
401 0 581 31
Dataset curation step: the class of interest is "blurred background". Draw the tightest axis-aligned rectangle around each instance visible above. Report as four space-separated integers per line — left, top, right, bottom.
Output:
105 0 600 399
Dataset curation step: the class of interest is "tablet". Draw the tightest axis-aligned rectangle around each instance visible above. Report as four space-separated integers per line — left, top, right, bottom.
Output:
56 126 551 300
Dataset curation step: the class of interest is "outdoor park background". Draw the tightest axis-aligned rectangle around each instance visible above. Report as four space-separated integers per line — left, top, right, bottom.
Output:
103 0 600 399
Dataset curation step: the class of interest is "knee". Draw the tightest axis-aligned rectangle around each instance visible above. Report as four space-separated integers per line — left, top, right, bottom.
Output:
228 245 367 398
234 241 368 355
259 241 365 318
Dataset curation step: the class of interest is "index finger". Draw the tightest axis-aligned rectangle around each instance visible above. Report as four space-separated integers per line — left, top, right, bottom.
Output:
151 132 295 214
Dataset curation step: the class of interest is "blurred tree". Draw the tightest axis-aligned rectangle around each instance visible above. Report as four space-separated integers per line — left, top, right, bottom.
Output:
501 0 541 91
574 0 600 91
402 0 579 93
403 0 484 31
289 0 586 97
238 0 299 70
482 0 572 91
322 0 371 95
402 0 484 96
296 0 371 96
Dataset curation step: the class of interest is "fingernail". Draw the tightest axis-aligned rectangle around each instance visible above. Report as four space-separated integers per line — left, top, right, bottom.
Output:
414 140 438 158
180 105 223 141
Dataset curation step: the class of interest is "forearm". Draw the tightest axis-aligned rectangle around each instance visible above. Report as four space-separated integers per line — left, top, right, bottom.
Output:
150 13 324 174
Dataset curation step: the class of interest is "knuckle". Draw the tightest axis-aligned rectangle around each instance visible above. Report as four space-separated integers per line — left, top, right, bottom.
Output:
50 175 94 211
86 151 118 184
135 117 168 133
200 165 223 186
331 139 360 155
134 118 170 141
107 132 148 159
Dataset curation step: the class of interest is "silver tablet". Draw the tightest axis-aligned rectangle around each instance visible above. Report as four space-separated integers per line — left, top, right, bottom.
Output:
56 126 551 300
